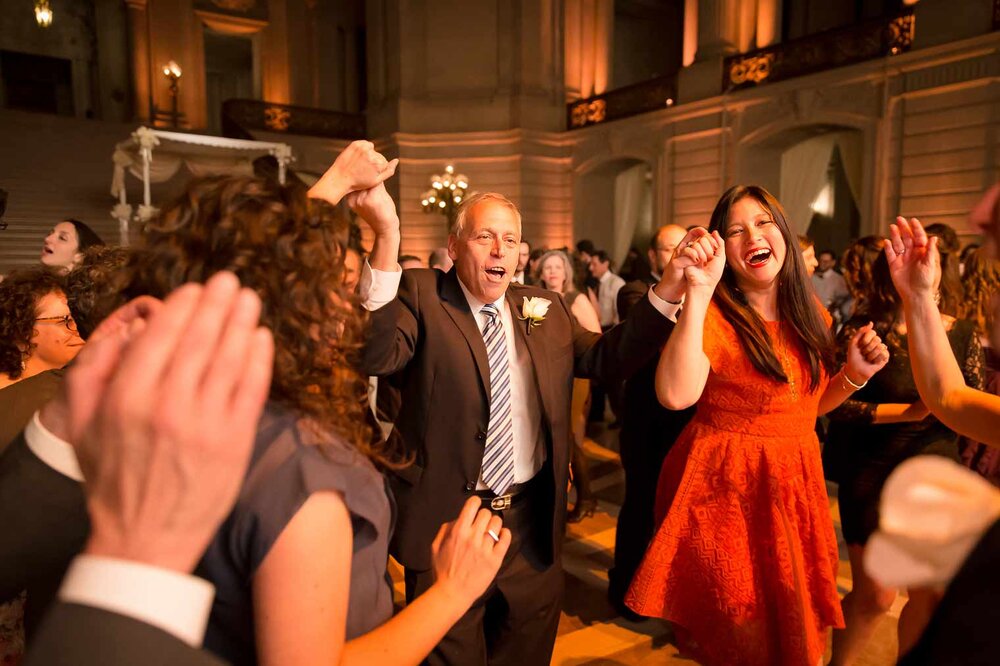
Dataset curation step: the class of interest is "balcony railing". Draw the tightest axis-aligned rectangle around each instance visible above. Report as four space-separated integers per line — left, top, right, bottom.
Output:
566 74 678 131
723 9 915 93
221 99 366 140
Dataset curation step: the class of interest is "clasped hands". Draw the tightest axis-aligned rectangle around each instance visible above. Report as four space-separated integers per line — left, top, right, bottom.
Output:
308 140 400 236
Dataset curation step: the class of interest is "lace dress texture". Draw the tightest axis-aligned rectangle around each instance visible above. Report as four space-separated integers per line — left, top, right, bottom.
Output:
826 317 985 544
627 300 843 666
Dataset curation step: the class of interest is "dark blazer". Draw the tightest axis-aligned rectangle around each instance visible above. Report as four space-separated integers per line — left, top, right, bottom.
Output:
0 430 88 637
0 367 64 453
362 268 673 570
898 518 1000 665
24 602 226 666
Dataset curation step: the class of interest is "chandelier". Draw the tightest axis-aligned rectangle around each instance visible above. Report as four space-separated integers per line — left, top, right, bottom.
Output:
421 164 469 229
34 0 53 27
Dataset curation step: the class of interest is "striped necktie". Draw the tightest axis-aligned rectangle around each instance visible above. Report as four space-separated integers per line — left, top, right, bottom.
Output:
480 303 514 496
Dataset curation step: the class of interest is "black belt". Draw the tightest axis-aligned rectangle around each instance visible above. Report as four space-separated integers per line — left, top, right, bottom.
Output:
473 475 541 511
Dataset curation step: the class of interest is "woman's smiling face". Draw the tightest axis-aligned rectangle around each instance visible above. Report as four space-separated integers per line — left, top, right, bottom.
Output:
723 196 787 290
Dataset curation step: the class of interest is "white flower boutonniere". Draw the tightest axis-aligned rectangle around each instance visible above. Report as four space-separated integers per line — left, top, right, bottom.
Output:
518 296 551 335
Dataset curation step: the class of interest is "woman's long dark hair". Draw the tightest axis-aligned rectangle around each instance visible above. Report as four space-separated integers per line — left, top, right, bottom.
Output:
708 185 837 391
924 223 962 317
65 219 105 252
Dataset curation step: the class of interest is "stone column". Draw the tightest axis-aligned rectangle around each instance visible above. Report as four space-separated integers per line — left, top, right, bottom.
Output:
694 0 740 61
755 0 782 48
563 0 613 101
125 0 152 121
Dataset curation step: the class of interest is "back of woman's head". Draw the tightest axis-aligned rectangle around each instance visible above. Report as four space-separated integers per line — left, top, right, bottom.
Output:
64 246 132 340
961 247 1000 335
861 252 902 328
924 222 962 317
66 219 105 252
707 185 835 391
841 236 883 307
118 176 376 463
0 266 64 379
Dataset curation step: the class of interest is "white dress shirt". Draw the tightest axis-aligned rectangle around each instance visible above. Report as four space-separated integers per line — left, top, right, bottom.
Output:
596 270 626 327
25 411 215 647
360 263 545 486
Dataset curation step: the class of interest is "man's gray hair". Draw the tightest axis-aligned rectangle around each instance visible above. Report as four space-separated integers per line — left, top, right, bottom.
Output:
451 191 522 238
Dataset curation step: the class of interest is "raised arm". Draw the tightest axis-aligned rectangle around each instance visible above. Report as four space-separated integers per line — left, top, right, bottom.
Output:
655 231 724 410
816 322 889 416
886 217 1000 445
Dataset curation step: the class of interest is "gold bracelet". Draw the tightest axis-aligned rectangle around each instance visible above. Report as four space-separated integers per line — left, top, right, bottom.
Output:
841 370 867 391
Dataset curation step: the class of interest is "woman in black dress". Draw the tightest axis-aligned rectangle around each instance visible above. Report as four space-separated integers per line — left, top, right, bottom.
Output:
828 246 985 665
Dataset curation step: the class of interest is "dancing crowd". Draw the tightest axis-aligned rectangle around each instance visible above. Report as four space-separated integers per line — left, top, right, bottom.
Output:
0 139 999 666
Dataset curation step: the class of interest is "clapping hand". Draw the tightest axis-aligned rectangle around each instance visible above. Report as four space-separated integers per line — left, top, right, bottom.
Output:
431 497 511 607
69 272 274 573
845 322 890 386
309 140 399 205
885 217 940 304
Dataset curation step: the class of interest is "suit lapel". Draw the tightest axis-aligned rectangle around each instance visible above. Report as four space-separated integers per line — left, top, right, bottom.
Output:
506 288 553 423
439 270 491 395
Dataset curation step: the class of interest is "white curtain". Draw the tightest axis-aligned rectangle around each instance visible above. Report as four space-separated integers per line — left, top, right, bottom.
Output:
613 164 651 267
779 135 836 236
835 131 864 209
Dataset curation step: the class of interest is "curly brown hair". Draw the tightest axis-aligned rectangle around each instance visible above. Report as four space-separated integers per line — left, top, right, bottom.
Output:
64 245 132 340
841 235 884 309
961 247 1000 335
0 266 65 379
924 223 963 317
116 176 383 465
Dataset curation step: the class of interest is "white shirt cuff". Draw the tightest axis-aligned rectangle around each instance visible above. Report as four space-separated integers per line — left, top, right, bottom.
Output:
646 288 683 323
25 410 83 482
59 555 215 648
864 456 1000 590
359 259 402 311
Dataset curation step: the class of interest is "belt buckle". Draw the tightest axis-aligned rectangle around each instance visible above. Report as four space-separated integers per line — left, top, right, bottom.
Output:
489 495 512 511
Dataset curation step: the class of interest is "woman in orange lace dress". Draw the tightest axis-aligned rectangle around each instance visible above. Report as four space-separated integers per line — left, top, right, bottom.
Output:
626 185 889 666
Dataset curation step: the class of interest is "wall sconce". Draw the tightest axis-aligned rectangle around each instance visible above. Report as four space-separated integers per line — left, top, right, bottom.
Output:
34 0 53 28
155 60 185 128
421 164 469 230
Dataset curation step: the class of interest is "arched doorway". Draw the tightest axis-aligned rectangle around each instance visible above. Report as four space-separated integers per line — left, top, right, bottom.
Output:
736 123 870 257
573 157 654 268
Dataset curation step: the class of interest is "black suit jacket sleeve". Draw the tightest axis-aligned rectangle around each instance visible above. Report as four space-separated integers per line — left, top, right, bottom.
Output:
571 291 674 384
361 270 422 377
616 279 652 322
24 602 227 666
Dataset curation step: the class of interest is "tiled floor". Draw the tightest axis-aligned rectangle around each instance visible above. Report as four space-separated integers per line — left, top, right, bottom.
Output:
389 423 903 665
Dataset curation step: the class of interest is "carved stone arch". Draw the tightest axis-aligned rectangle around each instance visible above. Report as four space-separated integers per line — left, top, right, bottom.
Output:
733 113 879 236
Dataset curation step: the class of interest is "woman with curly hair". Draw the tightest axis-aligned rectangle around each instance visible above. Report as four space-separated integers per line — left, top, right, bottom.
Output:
110 141 510 666
0 267 83 391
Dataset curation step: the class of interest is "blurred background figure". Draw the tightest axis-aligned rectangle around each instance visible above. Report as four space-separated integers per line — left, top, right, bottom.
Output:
536 249 601 522
799 235 818 276
513 239 531 284
39 220 104 274
399 254 424 270
428 246 453 273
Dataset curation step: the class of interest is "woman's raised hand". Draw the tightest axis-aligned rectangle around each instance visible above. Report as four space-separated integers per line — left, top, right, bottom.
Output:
885 217 940 304
845 322 890 385
308 140 399 205
431 497 511 608
673 230 725 294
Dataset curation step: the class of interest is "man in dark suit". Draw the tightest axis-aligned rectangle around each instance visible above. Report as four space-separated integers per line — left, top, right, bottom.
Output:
24 274 272 665
337 180 710 665
607 224 697 618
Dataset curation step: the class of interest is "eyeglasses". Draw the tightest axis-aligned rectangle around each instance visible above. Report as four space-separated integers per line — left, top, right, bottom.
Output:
35 314 78 332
